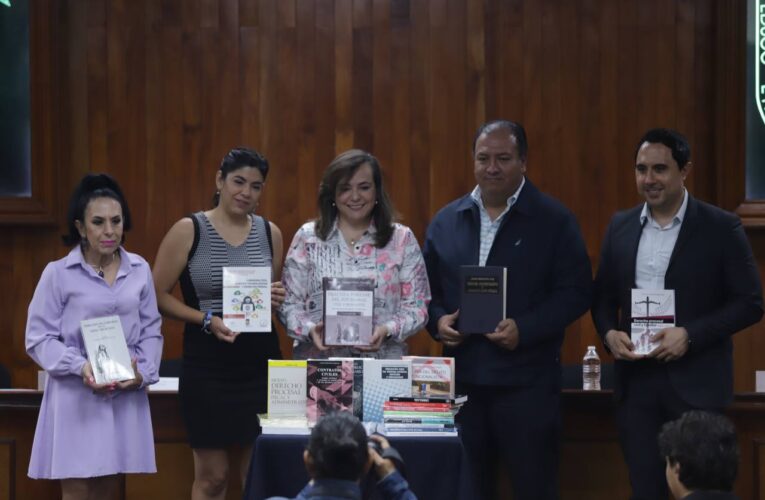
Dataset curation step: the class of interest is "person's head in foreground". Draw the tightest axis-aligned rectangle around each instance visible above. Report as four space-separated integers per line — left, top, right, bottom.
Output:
658 410 739 499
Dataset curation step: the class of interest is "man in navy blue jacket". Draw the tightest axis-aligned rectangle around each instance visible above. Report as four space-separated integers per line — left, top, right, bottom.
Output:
423 120 592 500
592 128 762 500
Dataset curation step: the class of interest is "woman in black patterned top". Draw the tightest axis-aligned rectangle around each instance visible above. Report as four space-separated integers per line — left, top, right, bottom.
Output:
152 148 285 500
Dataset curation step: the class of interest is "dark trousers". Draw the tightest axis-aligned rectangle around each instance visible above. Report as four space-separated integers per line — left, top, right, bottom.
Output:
457 372 560 500
617 363 704 500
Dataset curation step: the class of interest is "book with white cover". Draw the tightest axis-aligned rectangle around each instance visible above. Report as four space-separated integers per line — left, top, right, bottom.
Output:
267 360 307 418
631 289 675 355
258 414 311 435
362 359 412 423
80 315 135 385
222 266 271 332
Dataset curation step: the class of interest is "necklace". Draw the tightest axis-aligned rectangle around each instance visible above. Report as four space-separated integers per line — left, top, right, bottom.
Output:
90 252 116 278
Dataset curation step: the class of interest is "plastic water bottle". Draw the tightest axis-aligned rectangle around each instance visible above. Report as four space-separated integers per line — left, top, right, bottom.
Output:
582 345 601 391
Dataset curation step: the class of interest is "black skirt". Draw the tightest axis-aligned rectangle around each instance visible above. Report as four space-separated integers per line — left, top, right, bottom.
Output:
179 323 283 448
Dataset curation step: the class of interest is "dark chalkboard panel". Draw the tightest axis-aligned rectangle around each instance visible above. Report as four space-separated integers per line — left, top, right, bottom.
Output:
0 0 31 197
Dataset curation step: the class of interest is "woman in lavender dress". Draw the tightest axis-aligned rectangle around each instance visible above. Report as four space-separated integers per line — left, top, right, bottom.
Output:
25 174 163 499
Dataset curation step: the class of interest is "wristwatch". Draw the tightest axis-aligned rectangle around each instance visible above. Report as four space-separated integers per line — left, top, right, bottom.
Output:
201 310 213 335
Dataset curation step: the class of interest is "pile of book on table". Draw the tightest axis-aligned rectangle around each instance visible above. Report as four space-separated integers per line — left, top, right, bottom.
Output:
258 356 466 437
382 393 466 437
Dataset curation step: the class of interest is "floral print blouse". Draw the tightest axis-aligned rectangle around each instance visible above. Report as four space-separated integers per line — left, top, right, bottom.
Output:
279 221 431 359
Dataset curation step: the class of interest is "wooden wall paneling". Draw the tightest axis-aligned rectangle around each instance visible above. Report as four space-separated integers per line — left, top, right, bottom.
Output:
0 439 11 500
106 1 149 258
335 0 354 153
615 0 640 212
389 1 413 232
464 0 484 144
371 0 392 180
269 0 298 228
519 0 542 179
691 0 715 205
313 0 337 188
536 0 565 197
427 0 456 210
715 0 746 212
63 0 89 196
408 0 431 230
351 0 374 150
292 0 317 243
86 4 109 176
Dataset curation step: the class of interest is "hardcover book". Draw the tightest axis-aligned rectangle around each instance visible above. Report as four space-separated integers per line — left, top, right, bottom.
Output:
322 277 375 346
80 315 135 385
388 393 468 406
403 356 455 397
222 266 271 332
267 360 307 418
361 359 412 423
458 266 507 334
305 360 354 423
631 289 675 355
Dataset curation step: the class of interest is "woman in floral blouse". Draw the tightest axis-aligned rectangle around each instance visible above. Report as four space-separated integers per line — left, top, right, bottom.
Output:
279 149 431 359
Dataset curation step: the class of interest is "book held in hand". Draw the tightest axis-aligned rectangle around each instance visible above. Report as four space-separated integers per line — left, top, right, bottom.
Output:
222 266 271 332
458 265 507 334
80 315 134 385
322 277 375 346
631 289 675 355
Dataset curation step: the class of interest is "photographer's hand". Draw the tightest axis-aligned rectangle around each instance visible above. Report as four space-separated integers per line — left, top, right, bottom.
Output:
368 434 396 479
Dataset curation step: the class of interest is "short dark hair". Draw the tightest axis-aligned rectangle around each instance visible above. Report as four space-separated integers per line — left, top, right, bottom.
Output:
315 149 396 248
306 412 369 481
634 128 691 169
472 120 528 161
213 147 270 206
62 173 132 246
658 410 739 492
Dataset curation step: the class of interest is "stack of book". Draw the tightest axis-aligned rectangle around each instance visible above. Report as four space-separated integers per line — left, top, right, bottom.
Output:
382 394 467 437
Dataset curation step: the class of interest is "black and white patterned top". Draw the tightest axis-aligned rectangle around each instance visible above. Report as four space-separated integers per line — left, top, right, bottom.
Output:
182 211 272 315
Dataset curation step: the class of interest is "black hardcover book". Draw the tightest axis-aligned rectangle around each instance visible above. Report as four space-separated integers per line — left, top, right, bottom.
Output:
457 265 507 334
388 393 468 405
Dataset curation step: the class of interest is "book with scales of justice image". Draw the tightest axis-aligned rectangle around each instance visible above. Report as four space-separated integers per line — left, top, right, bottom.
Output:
631 289 675 355
222 266 271 332
322 277 375 347
80 315 135 385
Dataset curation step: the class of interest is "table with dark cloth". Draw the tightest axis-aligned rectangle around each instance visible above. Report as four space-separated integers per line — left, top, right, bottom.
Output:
243 433 477 500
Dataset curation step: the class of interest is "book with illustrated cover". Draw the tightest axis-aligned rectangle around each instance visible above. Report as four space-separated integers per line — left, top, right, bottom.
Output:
631 289 675 355
222 266 271 332
403 356 455 397
458 266 507 334
267 360 307 418
329 357 365 421
322 277 375 346
361 359 412 423
305 360 354 423
80 315 135 385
